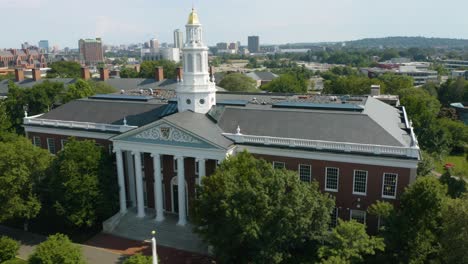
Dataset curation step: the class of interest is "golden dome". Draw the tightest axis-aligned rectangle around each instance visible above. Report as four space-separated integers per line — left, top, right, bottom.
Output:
187 8 200 25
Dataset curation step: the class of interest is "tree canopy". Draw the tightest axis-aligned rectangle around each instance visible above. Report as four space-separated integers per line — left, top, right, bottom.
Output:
0 133 52 223
47 139 118 228
62 79 94 104
138 60 180 79
46 61 82 79
261 73 308 93
193 151 334 263
28 234 85 264
218 73 257 92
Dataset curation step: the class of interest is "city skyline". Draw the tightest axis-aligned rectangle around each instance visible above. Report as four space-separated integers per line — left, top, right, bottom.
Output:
1 0 468 49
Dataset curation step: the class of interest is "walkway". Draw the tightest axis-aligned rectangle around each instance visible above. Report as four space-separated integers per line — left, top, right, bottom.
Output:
107 208 209 254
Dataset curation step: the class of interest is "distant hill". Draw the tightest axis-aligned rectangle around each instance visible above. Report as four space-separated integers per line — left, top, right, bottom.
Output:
344 37 468 49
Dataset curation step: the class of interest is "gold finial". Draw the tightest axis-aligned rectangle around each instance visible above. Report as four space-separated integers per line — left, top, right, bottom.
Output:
152 230 156 236
187 8 200 25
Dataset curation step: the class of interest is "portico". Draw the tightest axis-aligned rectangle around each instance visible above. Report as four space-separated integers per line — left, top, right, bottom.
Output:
111 116 233 226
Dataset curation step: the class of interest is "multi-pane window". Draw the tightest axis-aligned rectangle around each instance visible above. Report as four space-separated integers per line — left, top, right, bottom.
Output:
46 138 56 154
329 207 339 229
173 158 178 172
195 160 199 175
353 170 368 195
273 161 285 169
382 173 398 198
299 164 312 182
350 209 366 224
33 136 41 147
325 167 339 192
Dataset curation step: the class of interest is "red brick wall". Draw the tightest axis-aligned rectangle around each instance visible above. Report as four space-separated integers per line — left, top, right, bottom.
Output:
253 153 411 232
28 132 112 153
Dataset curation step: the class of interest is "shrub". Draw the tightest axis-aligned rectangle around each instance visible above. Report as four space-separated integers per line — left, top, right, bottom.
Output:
28 234 85 264
123 253 153 264
0 236 19 262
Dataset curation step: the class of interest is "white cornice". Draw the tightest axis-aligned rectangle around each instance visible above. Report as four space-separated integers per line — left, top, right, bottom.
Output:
24 125 116 140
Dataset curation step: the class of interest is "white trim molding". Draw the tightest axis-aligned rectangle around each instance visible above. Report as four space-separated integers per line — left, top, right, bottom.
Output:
223 133 420 159
24 125 117 140
381 172 398 199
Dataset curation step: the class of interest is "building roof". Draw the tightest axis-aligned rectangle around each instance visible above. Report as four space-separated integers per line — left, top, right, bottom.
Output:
0 78 77 96
38 98 171 127
245 71 279 81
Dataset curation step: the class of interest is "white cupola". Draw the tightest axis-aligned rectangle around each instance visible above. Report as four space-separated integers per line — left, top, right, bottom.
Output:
176 8 217 114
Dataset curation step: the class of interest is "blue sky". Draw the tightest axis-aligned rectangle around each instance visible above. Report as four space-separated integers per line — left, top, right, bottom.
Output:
1 0 468 49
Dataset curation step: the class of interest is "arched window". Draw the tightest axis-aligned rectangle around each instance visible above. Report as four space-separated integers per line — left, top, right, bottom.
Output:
196 54 202 72
187 54 194 73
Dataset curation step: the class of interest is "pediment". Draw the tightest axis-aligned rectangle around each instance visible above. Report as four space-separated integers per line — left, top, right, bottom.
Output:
114 121 220 149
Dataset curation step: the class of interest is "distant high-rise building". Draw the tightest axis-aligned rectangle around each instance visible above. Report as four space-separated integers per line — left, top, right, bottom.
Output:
150 38 160 50
38 40 49 53
216 42 228 50
79 38 104 65
228 42 238 51
174 29 184 49
248 36 260 53
21 42 31 50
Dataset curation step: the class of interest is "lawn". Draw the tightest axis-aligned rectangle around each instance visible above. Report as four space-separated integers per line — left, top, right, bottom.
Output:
434 154 468 177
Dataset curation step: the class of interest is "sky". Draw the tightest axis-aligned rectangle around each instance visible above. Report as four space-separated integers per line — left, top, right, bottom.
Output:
1 0 468 49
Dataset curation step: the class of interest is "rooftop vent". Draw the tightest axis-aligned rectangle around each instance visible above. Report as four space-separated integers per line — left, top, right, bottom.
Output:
272 101 364 112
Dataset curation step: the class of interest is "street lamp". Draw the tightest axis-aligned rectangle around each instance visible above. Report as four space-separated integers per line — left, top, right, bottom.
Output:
151 230 158 264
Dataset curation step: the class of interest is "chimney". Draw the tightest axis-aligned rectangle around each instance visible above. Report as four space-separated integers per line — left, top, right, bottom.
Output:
100 68 109 81
371 85 381 96
32 68 41 81
155 66 164 82
134 65 140 73
15 68 24 82
81 67 90 80
176 67 183 82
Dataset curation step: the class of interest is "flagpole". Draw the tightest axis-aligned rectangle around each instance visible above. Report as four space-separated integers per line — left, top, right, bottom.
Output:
152 230 158 264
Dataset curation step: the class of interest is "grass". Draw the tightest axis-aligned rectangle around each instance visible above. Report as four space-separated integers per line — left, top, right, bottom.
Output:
434 154 468 177
2 258 28 264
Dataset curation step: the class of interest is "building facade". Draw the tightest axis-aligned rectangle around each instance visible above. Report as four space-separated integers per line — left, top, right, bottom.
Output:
79 38 104 65
248 36 260 53
23 9 420 236
174 29 184 49
0 49 47 68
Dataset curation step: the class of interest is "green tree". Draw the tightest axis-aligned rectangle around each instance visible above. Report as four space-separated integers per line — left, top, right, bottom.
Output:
377 73 413 94
417 151 435 176
322 75 384 95
262 73 308 93
439 169 466 198
62 79 94 103
192 151 334 263
87 80 117 94
368 201 394 232
28 234 85 264
0 236 19 262
385 176 447 264
318 220 385 263
437 118 468 154
0 134 52 225
439 194 468 264
123 254 152 264
120 68 139 78
48 139 118 229
0 100 12 132
218 73 257 92
139 60 179 79
46 61 82 79
438 77 467 105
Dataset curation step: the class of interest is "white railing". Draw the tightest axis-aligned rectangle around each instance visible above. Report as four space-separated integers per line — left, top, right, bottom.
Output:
23 117 137 133
223 133 420 159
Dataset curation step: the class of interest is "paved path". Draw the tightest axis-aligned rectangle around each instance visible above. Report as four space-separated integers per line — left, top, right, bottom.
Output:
0 225 124 263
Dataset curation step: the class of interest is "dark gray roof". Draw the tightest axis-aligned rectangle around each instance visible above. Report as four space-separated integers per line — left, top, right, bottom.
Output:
214 97 409 147
38 98 170 127
163 111 233 149
245 71 279 81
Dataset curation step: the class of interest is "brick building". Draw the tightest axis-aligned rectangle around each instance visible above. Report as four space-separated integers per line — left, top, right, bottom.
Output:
79 38 104 65
23 9 420 248
0 48 47 68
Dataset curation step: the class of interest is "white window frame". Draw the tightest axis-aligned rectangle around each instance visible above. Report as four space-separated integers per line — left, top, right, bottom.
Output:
382 173 398 199
353 170 368 196
46 138 56 154
33 136 41 147
298 164 312 183
350 209 366 225
61 139 68 150
325 167 339 192
273 161 285 169
195 159 199 175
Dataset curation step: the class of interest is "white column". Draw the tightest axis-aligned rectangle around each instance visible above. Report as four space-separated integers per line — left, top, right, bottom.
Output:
133 151 146 218
175 156 187 226
115 150 127 214
152 153 164 222
126 151 136 207
197 158 206 185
